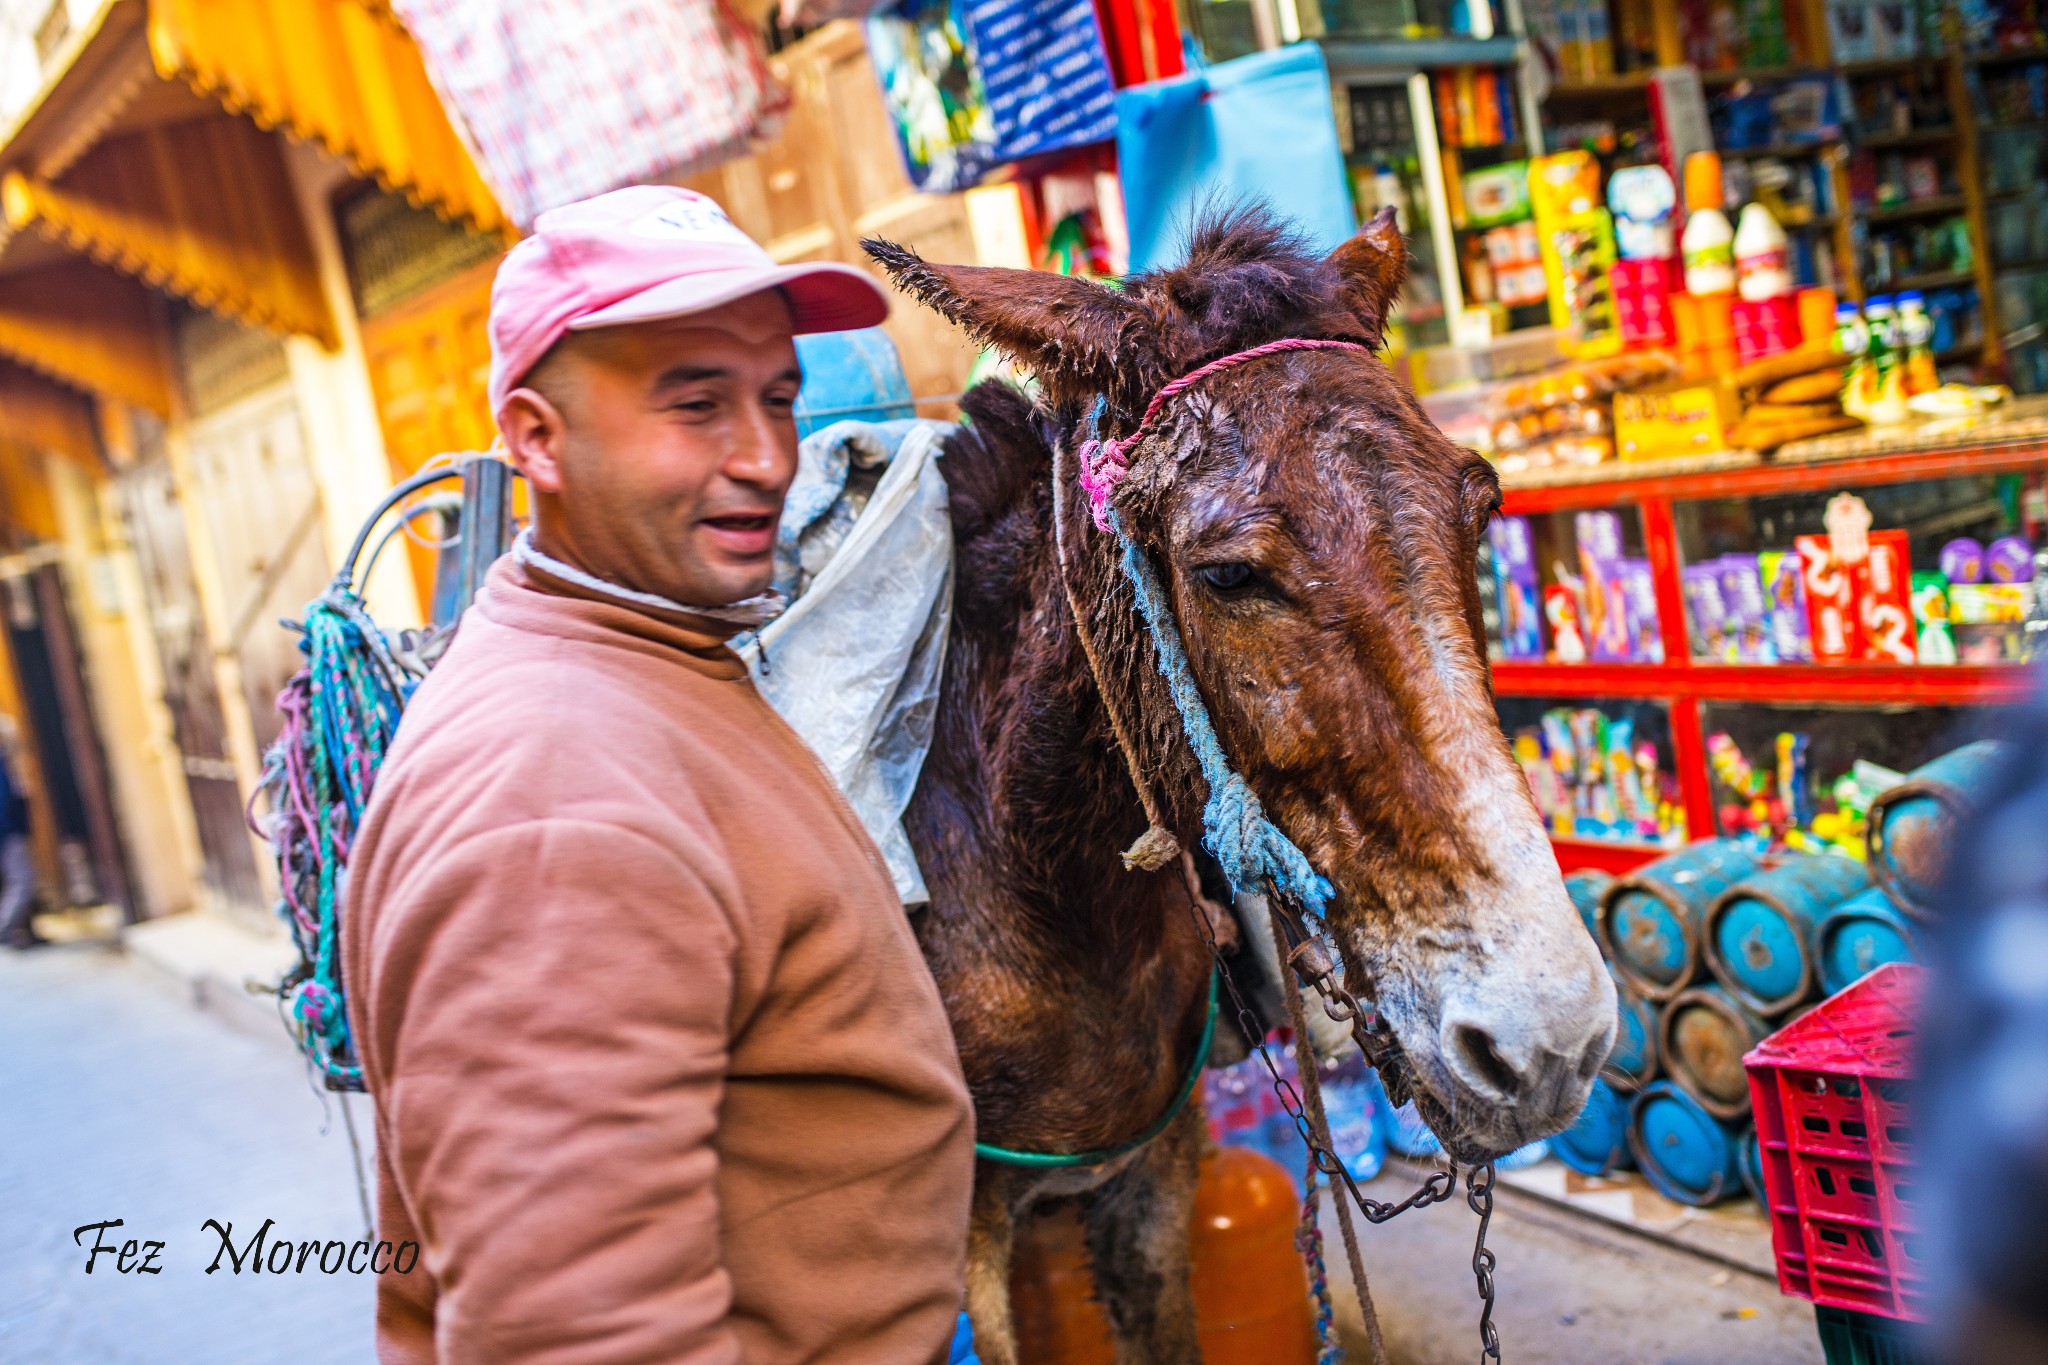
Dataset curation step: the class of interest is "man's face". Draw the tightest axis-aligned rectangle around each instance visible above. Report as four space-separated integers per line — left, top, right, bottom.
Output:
503 290 802 608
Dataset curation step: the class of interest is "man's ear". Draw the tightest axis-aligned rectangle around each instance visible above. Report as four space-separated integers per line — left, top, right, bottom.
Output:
861 237 1157 405
1322 206 1407 350
497 388 570 495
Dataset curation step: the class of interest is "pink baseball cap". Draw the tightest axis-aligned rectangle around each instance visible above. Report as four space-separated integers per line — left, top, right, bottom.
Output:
487 185 891 416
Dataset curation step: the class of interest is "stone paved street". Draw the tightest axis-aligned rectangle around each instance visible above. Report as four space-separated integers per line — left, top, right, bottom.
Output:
3 935 1830 1365
1 942 375 1365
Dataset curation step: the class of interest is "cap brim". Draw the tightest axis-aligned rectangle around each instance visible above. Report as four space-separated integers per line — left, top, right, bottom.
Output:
569 260 892 336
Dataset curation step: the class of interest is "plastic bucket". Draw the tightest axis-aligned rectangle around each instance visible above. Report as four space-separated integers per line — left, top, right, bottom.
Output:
1661 983 1772 1120
793 328 917 438
1601 839 1764 1001
1553 1076 1634 1176
1606 969 1660 1092
1628 1079 1744 1207
1868 740 2007 918
1814 887 1921 998
1705 854 1869 1017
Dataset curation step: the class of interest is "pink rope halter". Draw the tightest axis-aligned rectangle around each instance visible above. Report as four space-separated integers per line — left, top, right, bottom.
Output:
1076 337 1370 532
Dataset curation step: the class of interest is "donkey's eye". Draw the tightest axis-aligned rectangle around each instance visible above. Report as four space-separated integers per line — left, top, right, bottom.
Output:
1197 562 1256 594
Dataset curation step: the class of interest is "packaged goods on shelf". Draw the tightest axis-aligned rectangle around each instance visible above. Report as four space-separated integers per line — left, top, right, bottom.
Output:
1530 151 1624 357
1485 351 1678 473
1706 726 1909 854
1488 509 1664 664
1511 705 1687 845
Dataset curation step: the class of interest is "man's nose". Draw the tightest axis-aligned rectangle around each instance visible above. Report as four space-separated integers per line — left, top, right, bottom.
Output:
724 405 798 488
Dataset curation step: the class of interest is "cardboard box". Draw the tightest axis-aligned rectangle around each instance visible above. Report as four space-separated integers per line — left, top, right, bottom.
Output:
1614 379 1737 460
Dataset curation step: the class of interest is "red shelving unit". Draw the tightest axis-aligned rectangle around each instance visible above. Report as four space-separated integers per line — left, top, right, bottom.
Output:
1496 437 2047 874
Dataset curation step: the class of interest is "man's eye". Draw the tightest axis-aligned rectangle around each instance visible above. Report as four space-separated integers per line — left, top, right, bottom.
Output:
1197 562 1256 593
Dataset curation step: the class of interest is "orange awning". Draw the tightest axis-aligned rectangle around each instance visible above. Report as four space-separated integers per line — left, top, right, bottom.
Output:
3 114 335 345
148 0 509 237
0 258 172 415
0 359 101 467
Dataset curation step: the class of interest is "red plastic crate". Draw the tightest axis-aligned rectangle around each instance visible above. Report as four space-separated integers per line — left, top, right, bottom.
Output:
1744 963 1926 1322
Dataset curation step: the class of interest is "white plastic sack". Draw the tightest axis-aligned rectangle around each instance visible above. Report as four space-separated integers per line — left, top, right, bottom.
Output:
737 420 954 905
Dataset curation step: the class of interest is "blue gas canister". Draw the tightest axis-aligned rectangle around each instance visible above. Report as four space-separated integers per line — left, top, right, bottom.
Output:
1601 839 1763 1001
1628 1080 1744 1206
1554 1077 1635 1176
1606 970 1660 1091
1704 853 1869 1017
1813 886 1921 997
1867 740 2007 916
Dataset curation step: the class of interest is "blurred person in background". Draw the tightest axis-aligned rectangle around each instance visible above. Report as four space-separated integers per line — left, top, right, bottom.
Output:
1919 690 2048 1363
0 714 37 949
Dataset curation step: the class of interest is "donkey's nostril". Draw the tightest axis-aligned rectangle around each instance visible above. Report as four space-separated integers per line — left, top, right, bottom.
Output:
1576 1033 1606 1083
1452 1023 1522 1101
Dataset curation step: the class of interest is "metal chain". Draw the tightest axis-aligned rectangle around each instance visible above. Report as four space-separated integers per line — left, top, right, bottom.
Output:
1468 1162 1502 1363
1174 874 1501 1357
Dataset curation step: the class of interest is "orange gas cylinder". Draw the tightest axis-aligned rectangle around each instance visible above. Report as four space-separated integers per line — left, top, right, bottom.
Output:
1009 1146 1318 1365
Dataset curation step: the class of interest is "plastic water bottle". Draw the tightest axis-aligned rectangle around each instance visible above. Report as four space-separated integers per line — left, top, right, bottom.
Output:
1319 1056 1387 1183
1259 1040 1309 1185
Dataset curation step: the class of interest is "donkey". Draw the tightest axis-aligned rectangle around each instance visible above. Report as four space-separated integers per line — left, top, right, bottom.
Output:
867 207 1615 1365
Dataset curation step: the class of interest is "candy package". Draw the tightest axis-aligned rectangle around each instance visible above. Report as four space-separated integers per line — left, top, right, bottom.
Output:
1489 516 1544 659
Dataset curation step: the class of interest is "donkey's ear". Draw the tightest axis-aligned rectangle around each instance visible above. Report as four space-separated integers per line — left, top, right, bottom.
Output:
861 237 1151 399
1322 206 1407 349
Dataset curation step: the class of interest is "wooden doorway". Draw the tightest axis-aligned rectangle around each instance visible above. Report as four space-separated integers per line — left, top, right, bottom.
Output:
115 453 265 919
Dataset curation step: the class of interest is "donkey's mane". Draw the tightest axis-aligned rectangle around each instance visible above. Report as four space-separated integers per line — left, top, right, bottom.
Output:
868 205 1383 413
1132 207 1371 367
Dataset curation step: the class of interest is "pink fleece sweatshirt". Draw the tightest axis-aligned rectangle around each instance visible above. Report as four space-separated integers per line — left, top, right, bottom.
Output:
342 557 974 1364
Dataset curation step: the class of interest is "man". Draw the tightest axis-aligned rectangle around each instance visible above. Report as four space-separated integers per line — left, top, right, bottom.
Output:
343 186 975 1364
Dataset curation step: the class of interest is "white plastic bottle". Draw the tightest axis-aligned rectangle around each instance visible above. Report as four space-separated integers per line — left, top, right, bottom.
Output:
1734 203 1793 301
1681 152 1736 297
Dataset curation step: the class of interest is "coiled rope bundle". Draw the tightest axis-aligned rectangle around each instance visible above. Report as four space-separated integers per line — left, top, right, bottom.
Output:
255 462 484 1090
261 587 414 1090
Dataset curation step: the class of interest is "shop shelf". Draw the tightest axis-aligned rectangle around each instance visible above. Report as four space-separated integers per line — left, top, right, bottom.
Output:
1836 57 1942 77
1720 140 1840 160
1967 45 2048 67
1499 436 2048 512
1322 35 1522 71
1854 127 1956 149
1545 71 1651 101
1859 196 1968 224
1878 269 1976 292
1493 660 2030 706
1993 255 2048 275
1700 64 1823 86
1977 116 2048 136
1545 837 1667 874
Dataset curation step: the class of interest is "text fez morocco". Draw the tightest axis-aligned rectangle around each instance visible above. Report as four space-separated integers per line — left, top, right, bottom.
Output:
73 1218 419 1276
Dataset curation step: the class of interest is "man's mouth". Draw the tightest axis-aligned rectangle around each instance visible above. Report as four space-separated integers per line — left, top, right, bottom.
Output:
699 513 779 556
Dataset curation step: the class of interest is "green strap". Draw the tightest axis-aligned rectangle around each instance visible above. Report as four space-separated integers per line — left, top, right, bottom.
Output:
974 968 1220 1169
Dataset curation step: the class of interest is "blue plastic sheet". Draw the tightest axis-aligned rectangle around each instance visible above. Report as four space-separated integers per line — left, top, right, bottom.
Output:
1115 43 1357 272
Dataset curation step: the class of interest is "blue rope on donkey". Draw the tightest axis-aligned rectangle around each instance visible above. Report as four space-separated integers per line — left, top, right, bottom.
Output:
1084 397 1346 1364
1086 399 1334 920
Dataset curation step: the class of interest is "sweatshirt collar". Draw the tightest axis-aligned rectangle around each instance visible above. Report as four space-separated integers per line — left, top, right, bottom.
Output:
476 554 755 680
